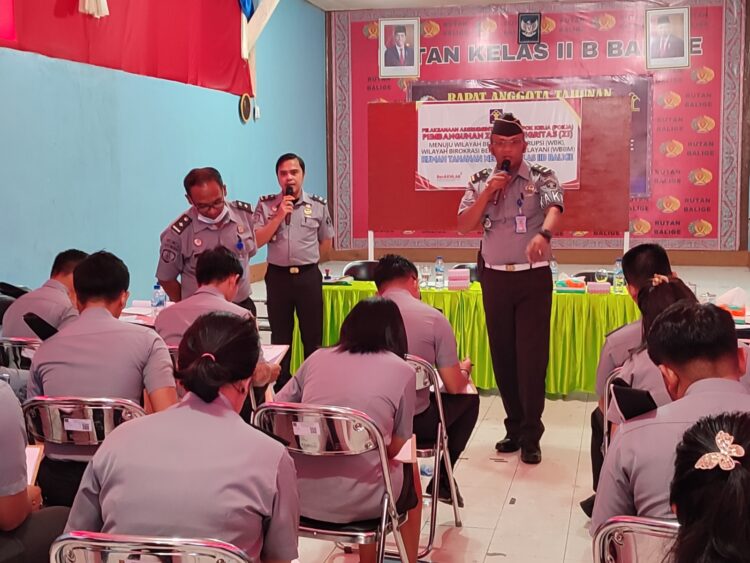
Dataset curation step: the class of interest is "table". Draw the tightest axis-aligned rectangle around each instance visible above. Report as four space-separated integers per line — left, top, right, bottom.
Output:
290 282 640 395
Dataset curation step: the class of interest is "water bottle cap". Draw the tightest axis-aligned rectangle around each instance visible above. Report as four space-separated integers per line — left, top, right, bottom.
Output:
436 256 443 260
154 284 160 289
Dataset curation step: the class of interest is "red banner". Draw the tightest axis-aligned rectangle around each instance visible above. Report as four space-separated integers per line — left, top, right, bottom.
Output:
0 0 250 95
331 2 743 250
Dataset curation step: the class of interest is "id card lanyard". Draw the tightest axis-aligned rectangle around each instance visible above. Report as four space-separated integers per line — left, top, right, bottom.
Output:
514 193 527 234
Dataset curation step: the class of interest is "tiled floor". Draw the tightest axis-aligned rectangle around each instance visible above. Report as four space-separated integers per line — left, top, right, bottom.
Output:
253 262 750 562
294 393 597 563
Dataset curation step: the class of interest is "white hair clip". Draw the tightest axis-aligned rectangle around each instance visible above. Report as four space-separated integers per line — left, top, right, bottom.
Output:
694 430 746 471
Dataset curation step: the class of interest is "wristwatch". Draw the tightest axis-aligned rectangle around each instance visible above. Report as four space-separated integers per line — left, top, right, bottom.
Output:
540 229 553 242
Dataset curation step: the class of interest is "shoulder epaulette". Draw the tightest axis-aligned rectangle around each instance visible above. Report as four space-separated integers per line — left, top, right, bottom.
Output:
310 194 328 205
470 168 492 184
231 200 253 213
531 163 554 175
170 214 192 235
260 194 277 202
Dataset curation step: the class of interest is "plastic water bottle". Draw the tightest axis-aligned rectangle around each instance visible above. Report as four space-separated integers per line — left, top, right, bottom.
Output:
151 283 167 313
550 256 559 283
613 258 625 293
434 256 445 289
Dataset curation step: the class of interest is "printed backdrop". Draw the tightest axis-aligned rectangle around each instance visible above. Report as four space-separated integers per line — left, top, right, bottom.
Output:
330 1 744 250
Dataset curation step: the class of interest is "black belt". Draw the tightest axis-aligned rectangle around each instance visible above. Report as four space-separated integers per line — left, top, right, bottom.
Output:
268 263 318 275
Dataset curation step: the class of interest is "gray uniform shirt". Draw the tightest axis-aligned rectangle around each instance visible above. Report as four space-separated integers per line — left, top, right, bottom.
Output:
382 288 459 415
253 191 334 266
2 279 78 338
595 320 643 398
458 160 564 266
275 348 416 523
0 380 27 498
154 286 252 347
28 307 176 460
156 203 257 302
606 348 671 425
65 392 299 561
592 378 750 534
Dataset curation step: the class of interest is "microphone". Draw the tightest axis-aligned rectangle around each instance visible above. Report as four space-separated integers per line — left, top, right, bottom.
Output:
493 159 511 205
285 186 294 225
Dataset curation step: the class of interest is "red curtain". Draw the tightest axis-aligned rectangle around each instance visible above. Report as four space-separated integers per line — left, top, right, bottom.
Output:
0 0 251 95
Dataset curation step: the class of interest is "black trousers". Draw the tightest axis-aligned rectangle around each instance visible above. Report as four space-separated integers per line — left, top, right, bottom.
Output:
37 457 88 508
590 407 605 490
480 265 552 446
413 393 480 480
265 264 323 391
0 506 69 563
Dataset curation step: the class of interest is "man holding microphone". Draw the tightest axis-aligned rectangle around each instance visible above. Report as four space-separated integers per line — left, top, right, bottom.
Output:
457 113 564 464
254 154 334 390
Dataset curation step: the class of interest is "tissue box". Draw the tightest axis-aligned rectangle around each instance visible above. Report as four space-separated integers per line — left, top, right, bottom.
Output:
587 282 612 294
446 269 471 290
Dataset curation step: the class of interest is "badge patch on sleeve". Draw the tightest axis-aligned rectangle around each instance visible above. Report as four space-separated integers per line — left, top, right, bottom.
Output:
161 249 176 263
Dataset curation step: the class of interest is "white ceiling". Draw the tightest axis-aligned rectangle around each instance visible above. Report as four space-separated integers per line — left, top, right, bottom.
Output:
308 0 535 12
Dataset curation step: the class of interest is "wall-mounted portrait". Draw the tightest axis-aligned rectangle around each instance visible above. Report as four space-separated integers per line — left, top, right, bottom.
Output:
379 18 420 79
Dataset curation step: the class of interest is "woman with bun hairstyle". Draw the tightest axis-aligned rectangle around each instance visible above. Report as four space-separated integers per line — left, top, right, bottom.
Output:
670 412 750 563
65 312 299 563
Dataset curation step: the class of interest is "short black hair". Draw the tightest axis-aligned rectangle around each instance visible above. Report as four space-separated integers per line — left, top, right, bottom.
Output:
374 254 419 289
637 277 697 343
196 247 244 286
73 251 130 304
50 249 88 277
337 297 407 358
647 302 738 368
177 312 260 403
275 153 305 175
183 167 224 195
622 243 672 291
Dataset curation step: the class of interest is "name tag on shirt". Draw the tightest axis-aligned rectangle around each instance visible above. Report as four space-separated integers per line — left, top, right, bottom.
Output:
515 215 527 234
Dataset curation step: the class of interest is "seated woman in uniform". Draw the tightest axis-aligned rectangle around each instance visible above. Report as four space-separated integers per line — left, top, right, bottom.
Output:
275 297 422 563
65 312 299 563
669 412 750 563
606 276 697 429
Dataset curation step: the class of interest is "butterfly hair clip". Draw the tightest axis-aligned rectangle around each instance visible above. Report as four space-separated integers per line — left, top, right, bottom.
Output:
694 430 746 472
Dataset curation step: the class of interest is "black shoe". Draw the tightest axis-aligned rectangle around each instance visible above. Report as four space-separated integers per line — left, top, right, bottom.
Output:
425 478 465 508
521 443 542 464
495 437 521 453
579 494 596 518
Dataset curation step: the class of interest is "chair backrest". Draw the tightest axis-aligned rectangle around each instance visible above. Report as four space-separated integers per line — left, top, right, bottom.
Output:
453 263 478 282
406 354 434 391
0 337 40 370
23 396 146 446
51 531 253 563
593 515 679 563
342 260 379 281
602 366 623 454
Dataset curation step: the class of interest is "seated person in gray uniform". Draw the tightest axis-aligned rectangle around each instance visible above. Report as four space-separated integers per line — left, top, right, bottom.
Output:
668 412 750 563
591 302 750 534
28 251 178 508
582 243 672 516
606 276 697 427
0 380 70 563
374 254 478 507
275 297 422 563
2 249 88 338
155 246 279 416
66 312 300 563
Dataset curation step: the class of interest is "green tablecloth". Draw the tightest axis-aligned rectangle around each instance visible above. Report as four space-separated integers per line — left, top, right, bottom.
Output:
290 282 640 395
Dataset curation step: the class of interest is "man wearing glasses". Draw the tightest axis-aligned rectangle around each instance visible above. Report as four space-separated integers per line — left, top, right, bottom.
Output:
457 113 564 464
156 167 258 314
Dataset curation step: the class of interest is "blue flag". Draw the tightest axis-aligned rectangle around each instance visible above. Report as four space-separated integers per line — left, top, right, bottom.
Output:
239 0 254 20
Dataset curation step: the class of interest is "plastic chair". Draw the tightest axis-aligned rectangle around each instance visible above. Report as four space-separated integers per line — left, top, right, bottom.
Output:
253 402 410 563
452 263 478 283
342 260 379 281
592 515 679 563
602 366 623 455
23 396 146 446
51 531 253 563
406 354 461 557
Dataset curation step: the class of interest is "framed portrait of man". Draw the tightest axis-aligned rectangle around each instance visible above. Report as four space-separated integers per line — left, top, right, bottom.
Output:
379 18 420 79
646 7 690 69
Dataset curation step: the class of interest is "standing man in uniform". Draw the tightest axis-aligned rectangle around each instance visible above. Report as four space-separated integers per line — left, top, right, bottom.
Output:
156 167 259 315
254 153 334 390
457 113 564 464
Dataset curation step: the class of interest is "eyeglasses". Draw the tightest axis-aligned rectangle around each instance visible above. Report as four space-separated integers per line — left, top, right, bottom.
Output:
491 139 524 148
193 197 225 212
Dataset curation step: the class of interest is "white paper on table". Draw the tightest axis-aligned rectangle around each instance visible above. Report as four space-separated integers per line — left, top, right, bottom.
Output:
122 306 154 316
261 344 289 365
394 435 417 464
436 375 478 395
26 445 44 486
